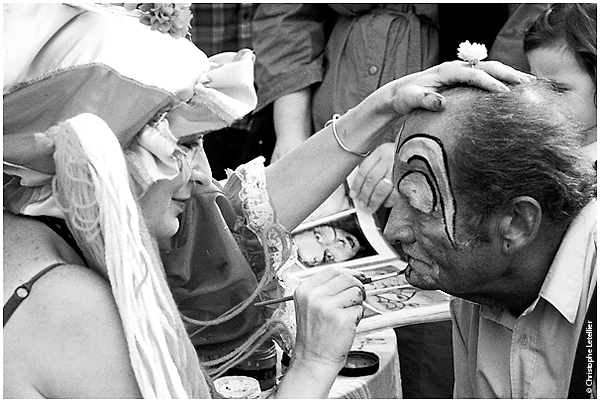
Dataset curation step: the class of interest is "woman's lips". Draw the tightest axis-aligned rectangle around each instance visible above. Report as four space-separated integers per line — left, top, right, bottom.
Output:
171 199 185 214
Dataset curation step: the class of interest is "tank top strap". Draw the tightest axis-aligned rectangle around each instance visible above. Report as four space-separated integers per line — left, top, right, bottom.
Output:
3 262 68 327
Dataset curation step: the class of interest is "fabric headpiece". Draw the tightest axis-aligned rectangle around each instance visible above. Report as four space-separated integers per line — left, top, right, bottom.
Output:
3 3 257 217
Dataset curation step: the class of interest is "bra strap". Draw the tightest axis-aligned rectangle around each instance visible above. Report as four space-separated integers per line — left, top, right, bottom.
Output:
3 262 67 327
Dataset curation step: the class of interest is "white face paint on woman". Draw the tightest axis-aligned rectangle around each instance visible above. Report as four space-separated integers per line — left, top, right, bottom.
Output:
137 135 212 249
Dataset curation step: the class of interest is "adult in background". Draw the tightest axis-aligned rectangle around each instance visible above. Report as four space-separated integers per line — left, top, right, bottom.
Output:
3 3 533 398
189 4 275 179
252 5 456 397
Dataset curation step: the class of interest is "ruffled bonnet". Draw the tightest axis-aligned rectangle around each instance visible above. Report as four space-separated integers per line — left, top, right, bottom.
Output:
3 3 257 217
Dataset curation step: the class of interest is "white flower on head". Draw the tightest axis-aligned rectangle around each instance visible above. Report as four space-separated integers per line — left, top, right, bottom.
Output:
457 41 488 66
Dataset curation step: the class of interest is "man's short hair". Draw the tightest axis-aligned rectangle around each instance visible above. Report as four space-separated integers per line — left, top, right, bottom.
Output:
411 81 596 242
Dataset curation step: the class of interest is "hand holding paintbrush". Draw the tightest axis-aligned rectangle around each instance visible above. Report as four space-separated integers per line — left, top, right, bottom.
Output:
254 271 403 307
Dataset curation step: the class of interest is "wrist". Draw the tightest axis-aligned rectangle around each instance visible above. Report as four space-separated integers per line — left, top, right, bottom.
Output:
335 104 399 156
274 356 341 399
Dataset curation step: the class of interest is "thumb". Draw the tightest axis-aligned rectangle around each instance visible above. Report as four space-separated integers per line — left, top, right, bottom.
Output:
391 86 446 116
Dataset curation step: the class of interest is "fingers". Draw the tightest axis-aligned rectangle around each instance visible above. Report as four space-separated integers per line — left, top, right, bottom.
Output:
354 306 365 327
297 267 364 299
337 285 367 309
292 267 365 371
475 60 536 85
387 60 537 118
383 188 400 209
350 143 396 212
434 60 535 93
390 84 446 115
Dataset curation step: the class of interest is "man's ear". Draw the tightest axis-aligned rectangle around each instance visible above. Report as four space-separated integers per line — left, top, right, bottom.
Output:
497 196 542 254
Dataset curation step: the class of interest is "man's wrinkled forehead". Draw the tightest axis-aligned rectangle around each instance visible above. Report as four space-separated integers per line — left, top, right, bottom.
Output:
396 111 454 147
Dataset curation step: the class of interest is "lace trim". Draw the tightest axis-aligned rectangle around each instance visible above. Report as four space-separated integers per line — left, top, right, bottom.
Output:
228 157 296 273
227 158 305 354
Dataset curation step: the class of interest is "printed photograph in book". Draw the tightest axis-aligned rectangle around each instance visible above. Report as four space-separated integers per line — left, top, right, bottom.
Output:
282 171 451 332
292 211 376 268
290 182 403 273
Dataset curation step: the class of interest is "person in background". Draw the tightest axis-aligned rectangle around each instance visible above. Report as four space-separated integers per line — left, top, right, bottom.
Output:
384 82 596 398
524 3 597 161
252 3 439 213
252 5 457 398
3 3 532 398
488 4 550 72
189 4 272 180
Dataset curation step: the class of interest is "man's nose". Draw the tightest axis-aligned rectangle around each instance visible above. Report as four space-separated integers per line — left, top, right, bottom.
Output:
189 144 213 187
383 204 416 246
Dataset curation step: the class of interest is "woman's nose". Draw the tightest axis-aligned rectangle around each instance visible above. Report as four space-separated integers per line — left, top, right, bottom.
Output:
383 204 415 246
189 144 213 187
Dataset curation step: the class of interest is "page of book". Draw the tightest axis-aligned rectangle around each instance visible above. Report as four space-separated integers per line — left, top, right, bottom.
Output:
281 174 451 333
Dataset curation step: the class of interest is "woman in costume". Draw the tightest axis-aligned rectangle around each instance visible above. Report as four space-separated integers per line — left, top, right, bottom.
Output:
3 3 533 399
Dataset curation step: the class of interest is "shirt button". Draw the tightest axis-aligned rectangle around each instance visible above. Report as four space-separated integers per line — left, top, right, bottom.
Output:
518 334 529 349
369 65 378 75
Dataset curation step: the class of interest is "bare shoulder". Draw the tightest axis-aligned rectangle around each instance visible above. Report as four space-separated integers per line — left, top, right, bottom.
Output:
3 211 83 297
3 213 142 398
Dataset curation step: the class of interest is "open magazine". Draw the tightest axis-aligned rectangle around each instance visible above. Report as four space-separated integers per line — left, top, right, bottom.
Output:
286 172 451 334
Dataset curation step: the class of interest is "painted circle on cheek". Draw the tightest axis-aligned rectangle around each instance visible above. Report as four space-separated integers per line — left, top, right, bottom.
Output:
398 172 435 213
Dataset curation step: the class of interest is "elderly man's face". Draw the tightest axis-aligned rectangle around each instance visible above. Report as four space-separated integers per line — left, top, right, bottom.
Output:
383 113 506 299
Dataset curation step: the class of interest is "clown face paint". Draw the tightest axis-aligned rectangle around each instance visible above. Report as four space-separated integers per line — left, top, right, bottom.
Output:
394 133 456 247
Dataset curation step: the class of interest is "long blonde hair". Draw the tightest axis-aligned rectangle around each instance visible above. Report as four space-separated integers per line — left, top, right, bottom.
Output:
49 113 211 398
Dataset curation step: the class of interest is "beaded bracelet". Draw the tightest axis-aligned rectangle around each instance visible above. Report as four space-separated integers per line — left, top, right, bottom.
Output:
324 113 372 158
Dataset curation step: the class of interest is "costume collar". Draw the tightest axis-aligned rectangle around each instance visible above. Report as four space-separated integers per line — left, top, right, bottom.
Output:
537 200 597 323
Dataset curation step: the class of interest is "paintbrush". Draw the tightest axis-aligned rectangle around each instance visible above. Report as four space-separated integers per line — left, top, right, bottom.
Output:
253 271 403 307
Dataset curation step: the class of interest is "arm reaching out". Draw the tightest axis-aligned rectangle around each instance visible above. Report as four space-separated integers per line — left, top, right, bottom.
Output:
265 60 535 230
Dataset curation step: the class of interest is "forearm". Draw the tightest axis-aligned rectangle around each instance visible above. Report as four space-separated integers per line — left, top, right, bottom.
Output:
265 60 530 230
273 89 313 144
265 89 399 230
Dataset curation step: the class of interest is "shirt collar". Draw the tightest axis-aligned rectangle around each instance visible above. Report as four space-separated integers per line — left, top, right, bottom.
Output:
537 200 597 323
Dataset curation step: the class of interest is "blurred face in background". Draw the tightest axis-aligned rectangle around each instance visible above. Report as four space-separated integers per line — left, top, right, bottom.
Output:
527 43 597 144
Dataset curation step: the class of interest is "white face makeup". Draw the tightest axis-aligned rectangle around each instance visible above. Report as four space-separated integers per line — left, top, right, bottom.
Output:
394 133 457 246
137 134 209 248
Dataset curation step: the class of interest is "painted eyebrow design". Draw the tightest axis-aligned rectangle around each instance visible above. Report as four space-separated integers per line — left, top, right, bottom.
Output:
396 133 457 247
395 121 406 154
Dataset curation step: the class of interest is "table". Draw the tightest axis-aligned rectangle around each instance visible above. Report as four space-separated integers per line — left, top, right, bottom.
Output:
261 328 402 399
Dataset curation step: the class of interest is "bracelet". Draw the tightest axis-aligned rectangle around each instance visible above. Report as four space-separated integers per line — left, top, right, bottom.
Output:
324 113 372 158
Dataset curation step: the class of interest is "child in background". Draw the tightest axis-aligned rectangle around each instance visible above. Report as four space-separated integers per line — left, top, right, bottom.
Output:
524 3 597 161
